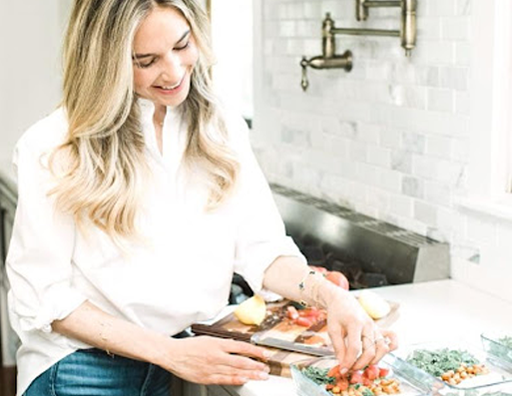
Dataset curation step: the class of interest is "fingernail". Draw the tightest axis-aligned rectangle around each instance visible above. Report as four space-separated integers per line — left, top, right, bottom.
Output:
239 377 249 383
263 350 272 359
263 365 270 373
258 372 269 380
340 367 348 375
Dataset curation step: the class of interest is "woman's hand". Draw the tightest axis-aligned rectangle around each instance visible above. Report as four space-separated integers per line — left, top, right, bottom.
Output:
325 287 398 374
160 336 270 385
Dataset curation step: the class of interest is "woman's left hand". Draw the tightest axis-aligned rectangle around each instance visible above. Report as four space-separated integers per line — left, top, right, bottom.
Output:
324 288 398 374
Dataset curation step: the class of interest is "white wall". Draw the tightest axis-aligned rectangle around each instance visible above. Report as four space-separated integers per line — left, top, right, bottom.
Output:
252 0 512 302
0 0 69 160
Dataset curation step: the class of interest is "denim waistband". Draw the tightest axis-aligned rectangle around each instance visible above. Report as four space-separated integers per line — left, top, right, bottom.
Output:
24 348 173 396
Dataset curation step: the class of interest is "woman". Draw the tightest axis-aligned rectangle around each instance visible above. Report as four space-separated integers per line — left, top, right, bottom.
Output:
7 0 397 395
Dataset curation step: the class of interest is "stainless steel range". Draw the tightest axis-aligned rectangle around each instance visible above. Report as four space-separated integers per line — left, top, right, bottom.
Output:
230 183 450 303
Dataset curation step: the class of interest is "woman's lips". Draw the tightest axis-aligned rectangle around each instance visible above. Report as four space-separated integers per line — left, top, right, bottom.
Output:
154 75 186 95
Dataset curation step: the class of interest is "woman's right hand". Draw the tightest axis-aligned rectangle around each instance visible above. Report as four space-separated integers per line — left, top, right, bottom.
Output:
160 336 271 385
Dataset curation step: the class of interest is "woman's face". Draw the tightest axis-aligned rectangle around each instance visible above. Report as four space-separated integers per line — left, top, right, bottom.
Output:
132 7 199 108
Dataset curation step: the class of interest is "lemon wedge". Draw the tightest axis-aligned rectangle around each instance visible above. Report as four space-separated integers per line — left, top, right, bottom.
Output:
234 295 267 326
358 290 391 319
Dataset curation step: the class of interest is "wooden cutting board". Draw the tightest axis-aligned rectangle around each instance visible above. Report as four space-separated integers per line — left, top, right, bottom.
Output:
191 299 399 377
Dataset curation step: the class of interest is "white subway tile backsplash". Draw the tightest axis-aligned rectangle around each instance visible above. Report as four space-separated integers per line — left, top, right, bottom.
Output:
366 187 390 212
427 0 457 17
350 141 368 162
450 138 470 162
303 2 322 20
456 0 471 16
427 88 454 112
455 43 471 66
254 0 509 288
417 18 442 40
391 150 412 173
376 169 402 193
441 17 469 41
390 195 414 217
402 176 424 199
403 132 426 154
380 128 402 149
414 200 438 226
455 91 470 115
426 135 452 158
358 123 381 144
425 180 452 207
439 67 469 92
366 145 391 167
425 41 455 64
279 20 296 37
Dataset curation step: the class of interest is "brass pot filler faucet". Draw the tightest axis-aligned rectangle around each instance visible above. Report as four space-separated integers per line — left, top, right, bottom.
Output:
300 0 417 91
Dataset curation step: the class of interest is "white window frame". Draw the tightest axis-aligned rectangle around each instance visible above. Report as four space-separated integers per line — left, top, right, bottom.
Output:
457 0 512 219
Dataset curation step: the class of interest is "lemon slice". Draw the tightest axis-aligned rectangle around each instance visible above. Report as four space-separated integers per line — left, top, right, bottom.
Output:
358 290 391 319
234 295 267 326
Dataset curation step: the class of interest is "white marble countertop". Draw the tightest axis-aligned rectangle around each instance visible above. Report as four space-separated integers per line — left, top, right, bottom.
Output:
216 279 512 396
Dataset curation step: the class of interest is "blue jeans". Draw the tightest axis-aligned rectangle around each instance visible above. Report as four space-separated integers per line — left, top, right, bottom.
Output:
23 348 173 396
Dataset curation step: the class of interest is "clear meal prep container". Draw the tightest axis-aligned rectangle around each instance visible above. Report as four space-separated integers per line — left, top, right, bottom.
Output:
290 354 432 396
389 341 512 396
481 332 512 368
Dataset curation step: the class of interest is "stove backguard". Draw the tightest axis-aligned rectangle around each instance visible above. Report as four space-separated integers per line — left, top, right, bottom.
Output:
270 183 450 286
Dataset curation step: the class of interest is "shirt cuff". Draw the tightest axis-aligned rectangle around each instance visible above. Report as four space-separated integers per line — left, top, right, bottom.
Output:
14 284 87 334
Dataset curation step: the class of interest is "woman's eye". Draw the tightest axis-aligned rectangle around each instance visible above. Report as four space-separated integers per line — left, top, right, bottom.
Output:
175 41 190 51
134 58 157 68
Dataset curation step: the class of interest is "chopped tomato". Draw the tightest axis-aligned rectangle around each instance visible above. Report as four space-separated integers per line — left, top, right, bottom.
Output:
327 365 340 378
349 371 364 384
325 271 350 291
336 378 349 391
300 307 321 318
295 317 313 327
379 367 390 378
325 384 334 390
363 365 379 381
286 306 299 320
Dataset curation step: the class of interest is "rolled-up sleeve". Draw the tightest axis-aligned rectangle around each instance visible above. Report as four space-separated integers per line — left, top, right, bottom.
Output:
231 117 306 293
6 137 87 335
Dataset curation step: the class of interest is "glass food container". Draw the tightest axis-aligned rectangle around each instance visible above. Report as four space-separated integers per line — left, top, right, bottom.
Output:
290 354 432 396
481 332 512 367
389 340 512 396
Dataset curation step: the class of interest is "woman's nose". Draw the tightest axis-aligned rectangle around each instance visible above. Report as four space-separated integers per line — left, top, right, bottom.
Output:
160 53 184 83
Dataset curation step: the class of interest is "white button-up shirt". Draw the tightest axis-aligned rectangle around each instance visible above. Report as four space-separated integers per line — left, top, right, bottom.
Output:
6 99 303 395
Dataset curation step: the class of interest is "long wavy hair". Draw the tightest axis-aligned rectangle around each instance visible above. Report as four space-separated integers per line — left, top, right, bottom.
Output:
49 0 239 244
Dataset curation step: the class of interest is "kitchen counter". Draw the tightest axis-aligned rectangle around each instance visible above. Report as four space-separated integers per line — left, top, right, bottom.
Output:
193 279 512 396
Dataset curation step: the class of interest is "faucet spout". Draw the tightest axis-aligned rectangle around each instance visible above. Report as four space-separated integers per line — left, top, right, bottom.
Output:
300 51 353 91
307 51 353 70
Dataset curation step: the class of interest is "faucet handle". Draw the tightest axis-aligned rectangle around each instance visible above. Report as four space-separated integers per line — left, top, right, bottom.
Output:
300 57 309 91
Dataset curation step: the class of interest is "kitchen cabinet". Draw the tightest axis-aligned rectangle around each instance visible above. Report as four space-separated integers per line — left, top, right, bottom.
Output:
0 175 18 367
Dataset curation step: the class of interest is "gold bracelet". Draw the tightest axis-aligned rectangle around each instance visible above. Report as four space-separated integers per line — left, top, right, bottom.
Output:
298 270 316 291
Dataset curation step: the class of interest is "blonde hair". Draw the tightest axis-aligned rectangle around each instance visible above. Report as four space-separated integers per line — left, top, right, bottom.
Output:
50 0 239 243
